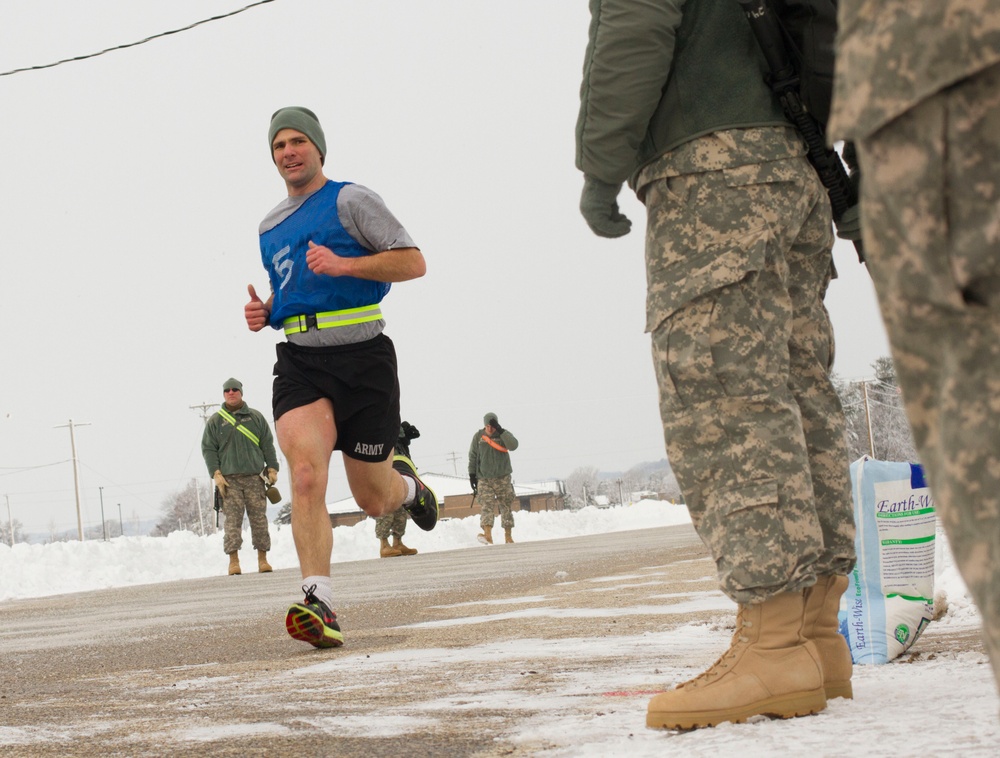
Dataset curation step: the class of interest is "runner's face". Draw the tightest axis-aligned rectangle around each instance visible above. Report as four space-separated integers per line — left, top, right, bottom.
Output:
271 128 324 195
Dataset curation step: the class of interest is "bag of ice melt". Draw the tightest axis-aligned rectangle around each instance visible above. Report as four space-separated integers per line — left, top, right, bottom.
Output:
838 457 935 664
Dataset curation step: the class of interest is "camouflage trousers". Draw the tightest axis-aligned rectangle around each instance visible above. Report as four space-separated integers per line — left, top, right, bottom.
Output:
478 475 515 530
642 140 856 604
221 473 271 554
374 509 409 540
857 61 1000 685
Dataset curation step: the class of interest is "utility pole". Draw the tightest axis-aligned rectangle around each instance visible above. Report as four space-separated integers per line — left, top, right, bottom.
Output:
118 503 123 537
193 478 206 536
99 486 108 541
190 402 218 534
5 494 13 547
862 381 876 459
447 451 462 476
55 418 90 541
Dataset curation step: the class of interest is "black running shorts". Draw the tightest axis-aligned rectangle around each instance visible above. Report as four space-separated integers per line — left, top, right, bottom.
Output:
272 334 401 462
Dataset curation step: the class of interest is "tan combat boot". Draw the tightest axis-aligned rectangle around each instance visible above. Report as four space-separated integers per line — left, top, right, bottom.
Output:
228 552 241 576
380 537 403 558
478 525 493 545
258 550 273 573
803 574 853 699
393 536 418 556
504 527 514 544
646 591 826 730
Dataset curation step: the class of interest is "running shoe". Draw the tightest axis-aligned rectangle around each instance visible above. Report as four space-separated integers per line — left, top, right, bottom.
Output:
392 454 439 531
285 584 344 648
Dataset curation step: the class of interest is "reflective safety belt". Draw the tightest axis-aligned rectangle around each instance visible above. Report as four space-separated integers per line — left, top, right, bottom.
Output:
282 304 383 336
218 409 260 446
481 434 508 453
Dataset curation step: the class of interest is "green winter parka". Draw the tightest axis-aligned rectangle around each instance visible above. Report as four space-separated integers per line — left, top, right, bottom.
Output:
469 428 519 480
576 0 790 189
201 403 279 477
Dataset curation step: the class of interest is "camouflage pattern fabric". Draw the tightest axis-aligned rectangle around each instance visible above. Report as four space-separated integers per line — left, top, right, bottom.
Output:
478 475 516 530
374 509 409 540
853 62 1000 687
829 0 1000 142
221 473 271 554
638 127 855 605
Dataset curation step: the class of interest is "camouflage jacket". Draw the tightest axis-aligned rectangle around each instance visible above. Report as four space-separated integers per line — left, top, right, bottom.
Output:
829 0 1000 140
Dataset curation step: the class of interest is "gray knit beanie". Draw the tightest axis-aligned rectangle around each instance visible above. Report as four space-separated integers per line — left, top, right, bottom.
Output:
268 106 326 161
484 412 499 427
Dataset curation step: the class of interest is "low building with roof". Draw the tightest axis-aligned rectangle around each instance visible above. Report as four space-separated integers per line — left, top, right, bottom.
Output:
324 472 567 528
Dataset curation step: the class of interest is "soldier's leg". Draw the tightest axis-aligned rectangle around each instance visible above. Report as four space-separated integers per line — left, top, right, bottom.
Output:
784 183 856 577
391 509 417 555
644 152 827 730
646 167 825 605
374 514 392 541
221 479 248 556
375 514 402 557
236 477 271 553
858 64 1000 686
497 474 515 531
479 479 498 529
391 508 407 538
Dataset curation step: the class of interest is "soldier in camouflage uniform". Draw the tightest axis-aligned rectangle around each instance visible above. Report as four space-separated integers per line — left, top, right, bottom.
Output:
201 378 280 576
375 422 421 557
829 1 1000 693
576 0 856 729
469 412 519 545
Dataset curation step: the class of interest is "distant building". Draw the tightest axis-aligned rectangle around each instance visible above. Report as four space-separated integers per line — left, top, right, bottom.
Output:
324 473 568 528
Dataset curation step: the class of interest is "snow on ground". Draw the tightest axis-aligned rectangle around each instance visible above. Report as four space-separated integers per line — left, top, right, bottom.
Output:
1 501 997 755
0 501 694 601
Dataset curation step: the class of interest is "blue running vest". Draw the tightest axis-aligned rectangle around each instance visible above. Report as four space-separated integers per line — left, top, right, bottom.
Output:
260 180 390 327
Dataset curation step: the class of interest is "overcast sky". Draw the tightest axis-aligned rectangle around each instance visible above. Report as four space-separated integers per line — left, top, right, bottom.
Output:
0 0 890 535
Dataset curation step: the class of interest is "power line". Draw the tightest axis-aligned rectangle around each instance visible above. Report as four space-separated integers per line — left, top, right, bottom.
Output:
0 0 277 78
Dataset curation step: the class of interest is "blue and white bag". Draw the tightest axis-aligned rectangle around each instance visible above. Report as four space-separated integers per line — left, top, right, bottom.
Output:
839 457 935 664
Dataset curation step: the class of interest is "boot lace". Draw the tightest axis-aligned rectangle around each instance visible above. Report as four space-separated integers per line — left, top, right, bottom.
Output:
678 608 753 689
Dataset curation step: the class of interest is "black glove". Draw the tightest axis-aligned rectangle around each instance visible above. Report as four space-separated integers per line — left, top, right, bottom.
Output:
400 421 420 442
492 421 503 434
580 175 632 238
470 474 478 494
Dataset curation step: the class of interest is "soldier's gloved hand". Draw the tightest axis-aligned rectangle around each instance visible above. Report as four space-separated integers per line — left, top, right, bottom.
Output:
580 175 632 238
470 474 478 494
213 470 228 497
836 204 862 242
492 421 503 434
401 421 420 441
266 468 278 485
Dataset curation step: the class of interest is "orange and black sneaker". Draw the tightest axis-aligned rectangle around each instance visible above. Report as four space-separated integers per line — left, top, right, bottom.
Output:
392 454 439 531
285 584 344 648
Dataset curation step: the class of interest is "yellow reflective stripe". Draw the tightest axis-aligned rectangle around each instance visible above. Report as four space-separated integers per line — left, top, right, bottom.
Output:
282 304 383 335
282 316 308 335
217 409 261 446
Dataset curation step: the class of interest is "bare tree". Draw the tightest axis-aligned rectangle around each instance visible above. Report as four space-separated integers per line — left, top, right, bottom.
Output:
834 356 918 463
152 480 213 537
564 466 600 508
0 518 25 546
275 502 292 525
